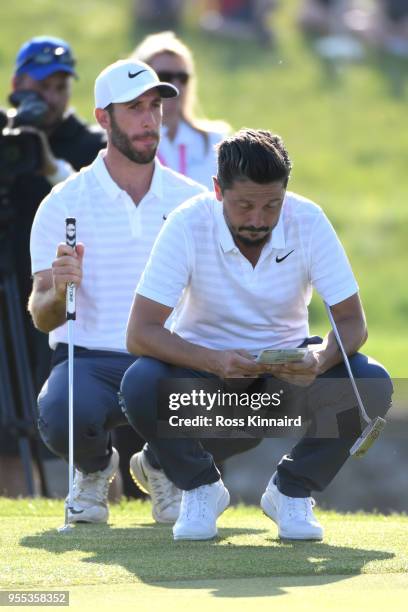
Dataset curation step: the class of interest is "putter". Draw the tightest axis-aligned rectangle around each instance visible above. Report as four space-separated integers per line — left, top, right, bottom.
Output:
324 301 386 457
58 217 77 534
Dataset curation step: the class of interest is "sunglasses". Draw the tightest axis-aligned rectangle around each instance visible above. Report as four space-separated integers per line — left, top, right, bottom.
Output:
157 71 190 85
17 46 76 71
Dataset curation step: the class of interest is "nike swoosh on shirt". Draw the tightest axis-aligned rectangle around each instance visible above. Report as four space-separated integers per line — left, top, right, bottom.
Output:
275 249 295 263
128 69 147 79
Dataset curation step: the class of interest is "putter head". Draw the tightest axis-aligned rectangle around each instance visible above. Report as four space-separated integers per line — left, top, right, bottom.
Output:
350 417 386 458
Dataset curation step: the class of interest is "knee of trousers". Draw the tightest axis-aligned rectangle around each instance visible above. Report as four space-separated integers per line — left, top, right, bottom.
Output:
38 396 108 459
120 356 173 433
349 354 394 419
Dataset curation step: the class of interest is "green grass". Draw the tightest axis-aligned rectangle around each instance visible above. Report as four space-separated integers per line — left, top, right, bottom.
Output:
1 498 407 586
1 499 407 610
0 1 407 374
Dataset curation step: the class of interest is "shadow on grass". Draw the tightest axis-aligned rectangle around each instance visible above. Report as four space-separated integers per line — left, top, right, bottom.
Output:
21 524 394 598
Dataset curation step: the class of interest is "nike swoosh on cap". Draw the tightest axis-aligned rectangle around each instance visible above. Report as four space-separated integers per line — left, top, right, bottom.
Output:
128 69 147 79
276 249 295 263
68 507 84 514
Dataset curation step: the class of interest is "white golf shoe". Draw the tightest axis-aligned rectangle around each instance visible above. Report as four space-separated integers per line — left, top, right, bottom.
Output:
129 451 182 524
173 479 230 541
261 472 323 540
66 447 119 524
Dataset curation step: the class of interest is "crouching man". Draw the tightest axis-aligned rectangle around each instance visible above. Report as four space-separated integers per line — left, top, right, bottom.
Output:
120 129 392 541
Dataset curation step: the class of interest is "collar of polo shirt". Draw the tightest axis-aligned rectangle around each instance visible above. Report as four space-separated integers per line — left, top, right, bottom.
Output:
150 157 165 199
214 197 287 254
93 151 164 201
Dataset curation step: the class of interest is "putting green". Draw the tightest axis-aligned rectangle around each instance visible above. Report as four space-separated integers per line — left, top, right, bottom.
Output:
1 500 407 611
8 574 403 611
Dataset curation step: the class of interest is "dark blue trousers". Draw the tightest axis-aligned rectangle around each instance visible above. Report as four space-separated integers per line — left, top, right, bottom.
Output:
37 345 262 474
120 350 393 496
38 347 134 473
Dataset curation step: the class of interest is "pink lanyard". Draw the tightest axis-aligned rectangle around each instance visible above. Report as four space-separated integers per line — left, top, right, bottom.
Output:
158 144 187 176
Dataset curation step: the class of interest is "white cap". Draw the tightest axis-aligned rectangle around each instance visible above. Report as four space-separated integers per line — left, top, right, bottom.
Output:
94 59 178 109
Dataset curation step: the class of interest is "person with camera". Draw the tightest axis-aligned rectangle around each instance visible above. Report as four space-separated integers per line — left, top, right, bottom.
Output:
8 36 107 367
0 36 106 497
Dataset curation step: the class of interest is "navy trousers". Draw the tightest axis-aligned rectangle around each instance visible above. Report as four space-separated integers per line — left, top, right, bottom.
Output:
120 350 393 496
37 345 261 474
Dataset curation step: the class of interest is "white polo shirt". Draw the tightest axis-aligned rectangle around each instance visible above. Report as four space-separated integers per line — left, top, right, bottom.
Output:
30 151 206 351
137 191 359 354
157 121 228 190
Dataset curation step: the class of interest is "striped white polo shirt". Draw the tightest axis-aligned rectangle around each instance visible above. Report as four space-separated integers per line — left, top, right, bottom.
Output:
30 151 206 350
137 191 359 354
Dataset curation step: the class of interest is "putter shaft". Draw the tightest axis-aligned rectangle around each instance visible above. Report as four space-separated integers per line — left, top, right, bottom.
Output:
324 301 386 457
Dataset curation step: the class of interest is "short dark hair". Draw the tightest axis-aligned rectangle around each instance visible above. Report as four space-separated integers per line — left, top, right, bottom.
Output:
216 129 292 191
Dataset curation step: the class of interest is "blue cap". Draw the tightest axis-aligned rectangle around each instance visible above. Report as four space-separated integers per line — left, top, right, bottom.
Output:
15 36 77 80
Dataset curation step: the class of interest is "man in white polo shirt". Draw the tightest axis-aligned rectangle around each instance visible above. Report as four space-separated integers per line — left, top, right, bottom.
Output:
120 128 392 542
28 59 211 524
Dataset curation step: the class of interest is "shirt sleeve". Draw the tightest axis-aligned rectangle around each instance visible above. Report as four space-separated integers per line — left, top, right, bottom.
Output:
309 211 359 305
136 210 192 308
30 190 68 274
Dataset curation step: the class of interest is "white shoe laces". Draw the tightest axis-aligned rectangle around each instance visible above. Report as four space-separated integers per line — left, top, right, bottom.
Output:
71 463 116 507
181 485 211 521
284 495 316 521
148 470 182 513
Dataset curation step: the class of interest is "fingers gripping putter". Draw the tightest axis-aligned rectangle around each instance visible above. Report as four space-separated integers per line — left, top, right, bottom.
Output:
324 302 386 457
58 217 77 534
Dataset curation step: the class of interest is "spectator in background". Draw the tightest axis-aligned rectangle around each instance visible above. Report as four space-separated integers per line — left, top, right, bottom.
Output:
299 0 408 56
132 31 230 190
133 0 185 30
9 36 106 390
298 0 340 36
382 0 408 55
355 0 408 56
0 36 106 497
200 0 277 46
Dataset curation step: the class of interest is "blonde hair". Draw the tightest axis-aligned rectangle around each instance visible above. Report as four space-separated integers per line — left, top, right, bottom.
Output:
131 31 229 149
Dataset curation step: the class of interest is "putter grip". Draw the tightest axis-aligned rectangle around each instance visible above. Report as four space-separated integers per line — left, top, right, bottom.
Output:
65 217 76 321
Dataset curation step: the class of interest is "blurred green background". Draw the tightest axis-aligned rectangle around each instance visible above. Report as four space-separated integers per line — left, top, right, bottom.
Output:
1 0 407 375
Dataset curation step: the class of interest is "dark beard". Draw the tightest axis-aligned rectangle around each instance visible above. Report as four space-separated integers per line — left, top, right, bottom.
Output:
223 209 271 248
110 114 158 164
236 233 270 247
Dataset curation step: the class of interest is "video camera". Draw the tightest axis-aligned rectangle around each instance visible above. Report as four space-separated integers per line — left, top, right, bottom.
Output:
0 90 48 183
